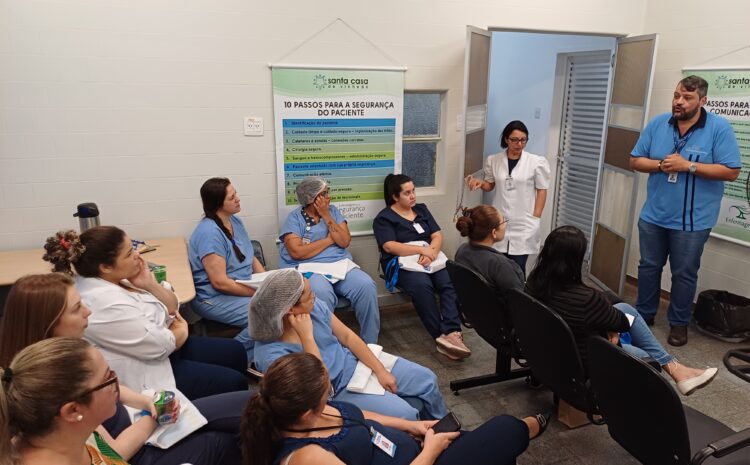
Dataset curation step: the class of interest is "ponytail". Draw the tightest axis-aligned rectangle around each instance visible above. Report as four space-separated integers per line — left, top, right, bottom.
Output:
0 367 16 465
240 394 281 465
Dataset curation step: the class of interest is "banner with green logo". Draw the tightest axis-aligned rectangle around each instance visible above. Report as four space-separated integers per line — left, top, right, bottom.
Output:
272 67 404 234
684 69 750 246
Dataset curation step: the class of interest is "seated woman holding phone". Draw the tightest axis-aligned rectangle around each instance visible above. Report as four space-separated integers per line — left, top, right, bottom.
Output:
241 352 548 465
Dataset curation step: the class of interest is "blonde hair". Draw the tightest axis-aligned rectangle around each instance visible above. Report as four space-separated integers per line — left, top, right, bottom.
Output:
0 338 94 465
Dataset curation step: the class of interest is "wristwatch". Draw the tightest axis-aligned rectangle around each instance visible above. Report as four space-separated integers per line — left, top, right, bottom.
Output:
688 163 697 174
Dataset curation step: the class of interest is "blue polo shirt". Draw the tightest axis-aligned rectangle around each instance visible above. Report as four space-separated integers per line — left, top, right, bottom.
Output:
631 109 740 231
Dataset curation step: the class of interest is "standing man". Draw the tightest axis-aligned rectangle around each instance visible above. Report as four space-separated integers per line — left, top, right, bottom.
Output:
630 75 741 346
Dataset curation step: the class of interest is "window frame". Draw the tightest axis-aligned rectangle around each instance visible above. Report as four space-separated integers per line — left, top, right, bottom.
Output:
401 90 447 195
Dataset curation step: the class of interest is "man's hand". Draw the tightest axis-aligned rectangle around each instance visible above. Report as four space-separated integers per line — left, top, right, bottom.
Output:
661 153 690 173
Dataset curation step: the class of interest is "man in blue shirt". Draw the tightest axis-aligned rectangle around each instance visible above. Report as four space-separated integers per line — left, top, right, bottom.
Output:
630 75 741 346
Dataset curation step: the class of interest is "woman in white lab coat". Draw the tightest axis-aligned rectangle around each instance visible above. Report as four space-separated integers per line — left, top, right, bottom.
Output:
467 120 550 274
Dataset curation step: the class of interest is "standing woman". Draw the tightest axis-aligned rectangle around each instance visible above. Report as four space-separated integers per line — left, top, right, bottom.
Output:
467 120 550 274
43 227 248 400
189 177 266 362
372 174 470 360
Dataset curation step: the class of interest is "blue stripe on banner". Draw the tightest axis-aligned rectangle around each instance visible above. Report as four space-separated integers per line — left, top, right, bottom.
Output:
285 160 394 171
282 119 396 128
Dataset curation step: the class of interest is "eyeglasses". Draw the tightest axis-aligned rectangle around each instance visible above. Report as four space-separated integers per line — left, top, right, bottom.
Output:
497 218 510 227
318 189 330 198
508 137 528 144
77 369 119 398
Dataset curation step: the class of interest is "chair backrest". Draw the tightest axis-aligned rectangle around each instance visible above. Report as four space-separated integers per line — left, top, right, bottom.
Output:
507 289 591 412
251 240 266 268
446 260 513 349
587 336 692 465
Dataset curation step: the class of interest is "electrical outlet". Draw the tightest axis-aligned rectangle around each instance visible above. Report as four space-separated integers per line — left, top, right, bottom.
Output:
244 117 263 136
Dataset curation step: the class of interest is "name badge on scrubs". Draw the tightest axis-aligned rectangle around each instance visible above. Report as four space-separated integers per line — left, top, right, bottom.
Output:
370 427 397 457
505 177 515 190
413 223 425 234
667 172 678 183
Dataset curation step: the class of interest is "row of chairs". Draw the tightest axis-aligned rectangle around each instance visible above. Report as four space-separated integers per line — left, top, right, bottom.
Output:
445 260 750 465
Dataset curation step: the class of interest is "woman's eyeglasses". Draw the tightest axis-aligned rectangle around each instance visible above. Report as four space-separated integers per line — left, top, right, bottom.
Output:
77 369 119 398
508 137 528 144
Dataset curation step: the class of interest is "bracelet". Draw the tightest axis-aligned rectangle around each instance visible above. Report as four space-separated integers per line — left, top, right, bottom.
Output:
657 160 664 172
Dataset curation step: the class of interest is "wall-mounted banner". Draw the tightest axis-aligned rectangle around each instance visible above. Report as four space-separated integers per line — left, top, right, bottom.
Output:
683 69 750 247
272 67 404 234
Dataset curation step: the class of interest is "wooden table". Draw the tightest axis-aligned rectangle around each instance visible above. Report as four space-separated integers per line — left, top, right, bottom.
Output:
0 237 196 303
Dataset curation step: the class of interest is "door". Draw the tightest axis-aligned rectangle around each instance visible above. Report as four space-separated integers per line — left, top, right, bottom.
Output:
552 51 613 245
589 34 658 295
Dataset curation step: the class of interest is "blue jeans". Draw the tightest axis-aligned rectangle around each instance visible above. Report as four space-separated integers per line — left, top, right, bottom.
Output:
308 269 381 344
615 303 673 366
333 357 449 420
635 219 711 327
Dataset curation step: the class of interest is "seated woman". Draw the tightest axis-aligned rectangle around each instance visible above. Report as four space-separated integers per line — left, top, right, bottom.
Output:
189 177 266 362
43 227 249 400
526 226 718 396
279 176 379 343
0 272 248 465
250 269 446 420
242 352 548 465
372 174 470 360
0 338 240 465
454 205 525 305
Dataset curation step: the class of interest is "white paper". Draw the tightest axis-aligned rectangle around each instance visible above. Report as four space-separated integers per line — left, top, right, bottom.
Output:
126 388 207 449
298 259 359 283
236 270 280 289
397 241 448 274
346 344 399 396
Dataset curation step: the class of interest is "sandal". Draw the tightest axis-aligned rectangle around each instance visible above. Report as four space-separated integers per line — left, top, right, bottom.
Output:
531 412 552 439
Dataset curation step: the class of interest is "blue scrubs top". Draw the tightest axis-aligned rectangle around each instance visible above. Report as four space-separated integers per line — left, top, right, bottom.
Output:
632 109 740 231
253 299 358 392
188 216 255 301
278 205 351 268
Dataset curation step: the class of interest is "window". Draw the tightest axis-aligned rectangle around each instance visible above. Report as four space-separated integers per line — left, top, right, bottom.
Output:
402 91 445 188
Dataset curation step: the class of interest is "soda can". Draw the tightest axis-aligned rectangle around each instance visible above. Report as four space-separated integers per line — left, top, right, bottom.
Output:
152 390 177 425
152 265 167 284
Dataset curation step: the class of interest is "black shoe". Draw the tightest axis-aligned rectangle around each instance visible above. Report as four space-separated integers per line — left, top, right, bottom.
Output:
531 412 553 439
668 325 688 347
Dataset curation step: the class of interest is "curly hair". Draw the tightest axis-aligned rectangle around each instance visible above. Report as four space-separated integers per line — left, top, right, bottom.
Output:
42 230 85 275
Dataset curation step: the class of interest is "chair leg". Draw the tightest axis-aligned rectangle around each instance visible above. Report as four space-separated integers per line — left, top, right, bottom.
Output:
449 345 531 394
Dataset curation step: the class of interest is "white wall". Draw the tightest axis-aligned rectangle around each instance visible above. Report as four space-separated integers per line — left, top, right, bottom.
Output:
485 32 615 158
0 0 647 297
627 0 750 299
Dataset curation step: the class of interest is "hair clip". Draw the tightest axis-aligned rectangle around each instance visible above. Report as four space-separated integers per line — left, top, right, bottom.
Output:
1 367 12 383
60 237 71 250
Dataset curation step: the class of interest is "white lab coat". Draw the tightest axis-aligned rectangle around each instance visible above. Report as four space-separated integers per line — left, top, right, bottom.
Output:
484 150 551 255
77 276 177 391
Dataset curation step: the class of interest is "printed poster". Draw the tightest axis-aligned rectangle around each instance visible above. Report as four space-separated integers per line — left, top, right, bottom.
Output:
272 67 404 234
684 69 750 246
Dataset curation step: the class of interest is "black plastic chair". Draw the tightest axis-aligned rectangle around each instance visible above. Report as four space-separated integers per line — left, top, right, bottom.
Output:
587 336 750 464
445 261 531 394
507 289 602 423
724 348 750 383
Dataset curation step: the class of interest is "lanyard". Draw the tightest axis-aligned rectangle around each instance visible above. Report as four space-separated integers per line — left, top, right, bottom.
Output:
284 413 372 435
672 123 697 153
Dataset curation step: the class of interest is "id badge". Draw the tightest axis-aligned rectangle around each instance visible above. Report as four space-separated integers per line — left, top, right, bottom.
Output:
505 177 515 190
413 223 425 234
667 172 678 183
302 236 311 245
370 427 397 457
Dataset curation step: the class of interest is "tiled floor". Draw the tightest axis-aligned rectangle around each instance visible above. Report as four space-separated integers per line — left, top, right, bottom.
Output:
335 283 750 464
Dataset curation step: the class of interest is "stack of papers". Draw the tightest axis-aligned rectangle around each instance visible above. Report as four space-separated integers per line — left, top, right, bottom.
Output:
126 388 207 449
298 259 360 284
346 344 399 396
398 241 448 274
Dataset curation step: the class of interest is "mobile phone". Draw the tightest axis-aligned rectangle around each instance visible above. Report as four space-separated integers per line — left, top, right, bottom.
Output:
432 412 461 433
